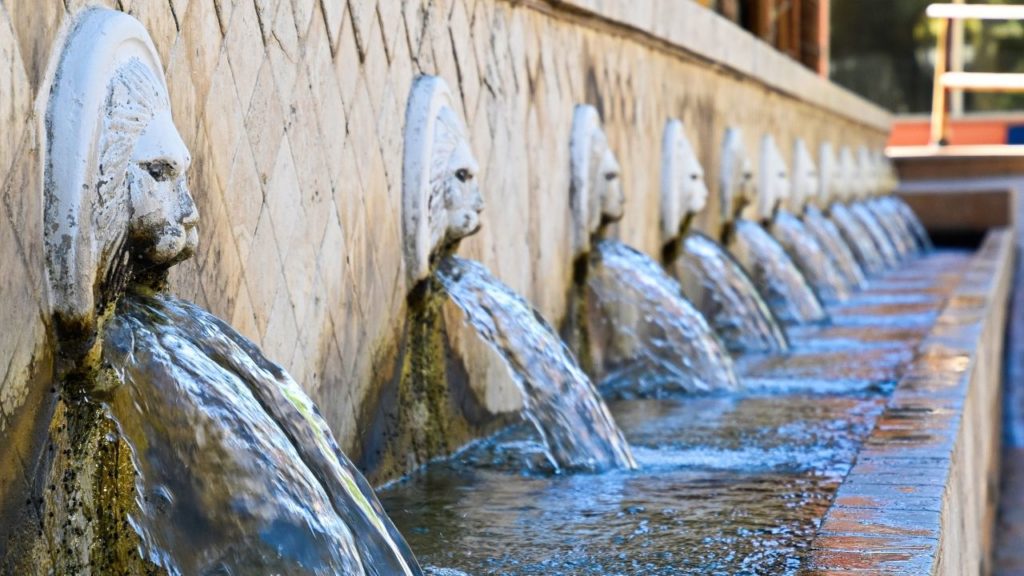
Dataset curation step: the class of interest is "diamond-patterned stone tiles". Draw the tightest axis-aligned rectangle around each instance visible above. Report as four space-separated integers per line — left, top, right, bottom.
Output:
0 0 895 467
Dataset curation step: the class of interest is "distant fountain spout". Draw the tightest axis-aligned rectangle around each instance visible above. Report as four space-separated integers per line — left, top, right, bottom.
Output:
29 9 422 574
724 133 827 325
823 145 887 275
401 85 634 471
769 139 851 303
564 116 738 397
663 126 789 353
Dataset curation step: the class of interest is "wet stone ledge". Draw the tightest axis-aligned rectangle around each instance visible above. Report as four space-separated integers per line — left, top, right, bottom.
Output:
803 229 1014 575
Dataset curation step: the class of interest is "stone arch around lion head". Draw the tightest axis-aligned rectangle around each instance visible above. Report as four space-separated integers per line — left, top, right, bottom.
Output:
570 104 624 259
660 119 708 243
402 75 483 286
42 8 198 339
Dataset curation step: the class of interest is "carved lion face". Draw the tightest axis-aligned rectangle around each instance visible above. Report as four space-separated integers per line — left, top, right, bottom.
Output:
97 59 199 279
790 140 817 210
431 106 483 249
126 110 199 267
719 128 754 223
595 146 624 225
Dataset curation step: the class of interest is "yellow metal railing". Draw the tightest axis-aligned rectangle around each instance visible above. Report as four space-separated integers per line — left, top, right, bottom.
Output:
928 3 1024 145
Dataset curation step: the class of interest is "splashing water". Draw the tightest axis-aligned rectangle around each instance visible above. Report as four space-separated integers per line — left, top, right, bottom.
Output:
728 219 828 325
103 293 422 576
889 196 933 251
829 203 887 275
865 199 917 258
850 203 901 266
802 205 867 290
437 256 636 471
770 211 851 304
584 240 739 397
672 232 790 354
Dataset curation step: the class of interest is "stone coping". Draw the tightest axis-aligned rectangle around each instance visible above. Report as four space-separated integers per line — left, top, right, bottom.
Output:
803 229 1014 575
536 0 892 132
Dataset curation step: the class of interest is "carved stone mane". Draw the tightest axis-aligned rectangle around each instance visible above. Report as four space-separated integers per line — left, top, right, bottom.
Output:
43 8 174 336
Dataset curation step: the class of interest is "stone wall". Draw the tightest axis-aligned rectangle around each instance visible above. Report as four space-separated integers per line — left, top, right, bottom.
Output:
0 0 889 477
804 229 1013 574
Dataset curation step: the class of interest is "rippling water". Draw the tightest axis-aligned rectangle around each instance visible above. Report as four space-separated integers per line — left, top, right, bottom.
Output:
438 256 636 471
771 211 850 304
103 293 421 576
584 240 739 397
673 232 790 353
729 219 828 324
802 205 867 290
381 394 885 575
829 203 887 275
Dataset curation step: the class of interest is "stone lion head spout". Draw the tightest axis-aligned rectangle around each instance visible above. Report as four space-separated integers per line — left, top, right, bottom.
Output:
570 105 624 259
660 119 708 243
43 8 198 349
719 127 755 226
403 75 483 286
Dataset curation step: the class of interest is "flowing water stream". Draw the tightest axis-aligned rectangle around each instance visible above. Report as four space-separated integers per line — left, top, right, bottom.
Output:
584 240 739 397
729 219 828 324
437 256 636 471
889 196 934 251
802 205 867 290
863 200 914 258
850 203 901 266
673 232 790 353
829 203 887 275
771 211 850 303
103 293 421 576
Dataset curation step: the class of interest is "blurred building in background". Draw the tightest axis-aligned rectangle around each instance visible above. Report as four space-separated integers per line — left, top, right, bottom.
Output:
827 0 1024 146
695 0 831 75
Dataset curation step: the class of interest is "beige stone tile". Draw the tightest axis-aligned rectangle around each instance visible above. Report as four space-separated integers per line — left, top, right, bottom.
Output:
202 52 245 191
290 0 317 41
4 0 61 92
244 56 287 188
244 206 283 338
376 0 402 64
121 0 178 64
333 4 361 108
229 278 262 343
263 136 304 255
347 0 376 59
267 0 300 100
224 137 264 259
225 0 264 110
262 280 301 369
181 0 224 107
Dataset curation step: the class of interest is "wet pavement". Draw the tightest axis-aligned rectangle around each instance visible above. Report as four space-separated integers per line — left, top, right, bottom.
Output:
379 249 979 575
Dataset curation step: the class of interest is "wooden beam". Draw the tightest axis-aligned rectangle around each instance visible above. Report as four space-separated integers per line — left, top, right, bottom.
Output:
926 4 1024 21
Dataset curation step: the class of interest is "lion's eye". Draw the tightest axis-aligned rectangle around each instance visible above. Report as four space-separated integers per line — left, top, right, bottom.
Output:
690 174 700 181
604 171 617 182
140 160 175 182
455 168 472 183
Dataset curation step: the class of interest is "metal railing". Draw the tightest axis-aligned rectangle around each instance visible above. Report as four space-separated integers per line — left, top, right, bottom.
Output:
928 3 1024 145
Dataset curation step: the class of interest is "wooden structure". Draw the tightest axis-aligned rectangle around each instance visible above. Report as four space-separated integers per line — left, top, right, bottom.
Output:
929 3 1024 145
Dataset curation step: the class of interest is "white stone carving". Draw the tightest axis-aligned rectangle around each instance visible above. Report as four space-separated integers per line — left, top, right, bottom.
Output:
756 133 788 221
818 142 838 206
660 119 708 241
837 146 856 202
719 127 754 224
42 8 198 334
402 75 483 285
570 105 624 258
790 139 817 212
856 145 874 200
